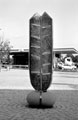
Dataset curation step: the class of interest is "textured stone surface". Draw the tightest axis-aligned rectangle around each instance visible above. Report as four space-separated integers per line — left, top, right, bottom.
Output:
27 91 40 107
0 90 78 120
42 91 56 107
27 91 56 108
29 12 53 91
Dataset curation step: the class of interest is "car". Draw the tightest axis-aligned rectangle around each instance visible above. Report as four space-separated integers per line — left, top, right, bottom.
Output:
57 62 77 71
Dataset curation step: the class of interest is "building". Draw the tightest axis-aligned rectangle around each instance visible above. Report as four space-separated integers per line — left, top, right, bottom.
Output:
54 47 78 54
53 48 78 69
10 49 29 66
9 48 78 68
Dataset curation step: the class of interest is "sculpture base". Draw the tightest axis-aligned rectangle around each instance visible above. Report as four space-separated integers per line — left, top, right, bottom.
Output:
27 90 56 108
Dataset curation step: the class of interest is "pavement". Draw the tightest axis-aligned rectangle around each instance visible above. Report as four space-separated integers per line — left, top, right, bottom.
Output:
0 90 78 120
0 69 78 119
0 68 78 90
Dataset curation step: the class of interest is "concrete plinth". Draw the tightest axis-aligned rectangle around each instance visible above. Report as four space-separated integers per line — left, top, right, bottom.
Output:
27 91 56 108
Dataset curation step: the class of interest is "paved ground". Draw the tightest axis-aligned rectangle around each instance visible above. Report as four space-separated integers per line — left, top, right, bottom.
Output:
52 71 78 90
0 69 78 119
0 68 78 90
0 90 78 120
0 69 33 89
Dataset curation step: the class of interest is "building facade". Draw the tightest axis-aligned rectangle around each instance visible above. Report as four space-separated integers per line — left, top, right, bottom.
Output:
9 48 78 68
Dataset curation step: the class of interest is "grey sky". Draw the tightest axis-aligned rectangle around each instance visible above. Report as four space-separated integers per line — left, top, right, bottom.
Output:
0 0 78 50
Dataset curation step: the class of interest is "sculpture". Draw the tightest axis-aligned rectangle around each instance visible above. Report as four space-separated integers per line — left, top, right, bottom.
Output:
27 12 55 107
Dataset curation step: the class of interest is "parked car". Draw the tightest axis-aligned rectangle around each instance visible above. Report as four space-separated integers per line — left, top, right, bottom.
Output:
57 62 77 71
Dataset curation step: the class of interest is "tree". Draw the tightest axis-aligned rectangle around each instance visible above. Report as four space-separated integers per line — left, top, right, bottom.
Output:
0 39 12 69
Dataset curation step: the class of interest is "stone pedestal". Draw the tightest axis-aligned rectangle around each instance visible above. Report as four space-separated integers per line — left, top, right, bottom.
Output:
27 91 56 108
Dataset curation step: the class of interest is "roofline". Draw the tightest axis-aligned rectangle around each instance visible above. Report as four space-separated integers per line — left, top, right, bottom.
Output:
53 48 78 54
10 49 29 53
10 48 78 54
